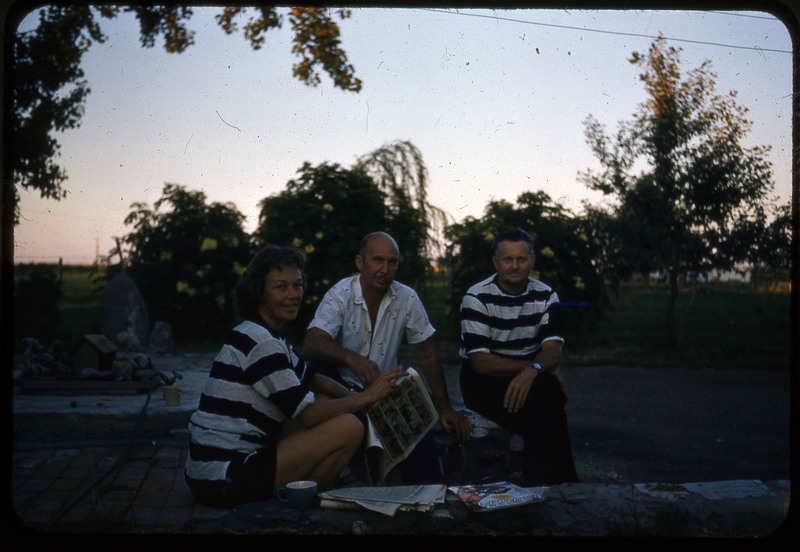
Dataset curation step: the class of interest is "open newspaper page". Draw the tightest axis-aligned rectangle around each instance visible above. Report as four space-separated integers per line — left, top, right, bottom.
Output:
448 481 545 512
363 367 438 485
319 484 446 516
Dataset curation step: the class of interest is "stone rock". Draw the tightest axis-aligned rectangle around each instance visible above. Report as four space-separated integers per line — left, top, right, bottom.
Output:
20 338 73 377
78 368 101 380
148 321 175 353
111 358 137 379
133 368 157 382
101 274 150 350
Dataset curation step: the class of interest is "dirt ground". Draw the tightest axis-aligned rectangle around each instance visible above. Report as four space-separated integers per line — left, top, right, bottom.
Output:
430 363 793 487
560 365 792 485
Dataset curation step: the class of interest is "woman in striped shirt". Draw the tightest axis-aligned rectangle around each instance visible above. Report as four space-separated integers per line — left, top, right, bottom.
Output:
185 246 402 508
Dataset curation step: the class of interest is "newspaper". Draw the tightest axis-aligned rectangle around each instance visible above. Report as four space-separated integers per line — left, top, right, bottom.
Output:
319 484 446 516
448 481 545 512
363 367 438 485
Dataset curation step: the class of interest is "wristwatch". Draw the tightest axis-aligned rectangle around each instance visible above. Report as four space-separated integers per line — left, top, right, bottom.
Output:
529 362 543 373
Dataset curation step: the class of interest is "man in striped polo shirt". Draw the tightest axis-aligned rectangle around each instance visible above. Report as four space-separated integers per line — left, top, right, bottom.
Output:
459 228 579 486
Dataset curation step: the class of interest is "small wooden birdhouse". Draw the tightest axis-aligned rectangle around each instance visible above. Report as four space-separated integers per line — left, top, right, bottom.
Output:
72 334 118 374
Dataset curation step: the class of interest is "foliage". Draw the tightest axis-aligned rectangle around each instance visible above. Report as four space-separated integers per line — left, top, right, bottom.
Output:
14 264 62 345
254 141 444 340
578 36 779 347
9 5 112 221
724 202 793 282
355 141 450 287
117 183 251 342
7 5 360 223
50 265 793 369
253 162 390 335
444 191 611 343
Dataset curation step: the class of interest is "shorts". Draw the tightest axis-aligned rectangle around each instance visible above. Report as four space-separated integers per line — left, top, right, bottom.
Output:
185 441 278 508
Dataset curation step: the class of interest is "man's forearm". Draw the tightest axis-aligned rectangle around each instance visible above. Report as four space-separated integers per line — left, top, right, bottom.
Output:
303 328 355 367
469 352 529 377
413 339 453 410
469 343 562 377
532 342 562 373
420 362 453 411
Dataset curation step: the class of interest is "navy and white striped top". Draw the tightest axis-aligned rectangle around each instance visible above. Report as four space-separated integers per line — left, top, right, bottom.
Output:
459 274 564 360
185 319 315 484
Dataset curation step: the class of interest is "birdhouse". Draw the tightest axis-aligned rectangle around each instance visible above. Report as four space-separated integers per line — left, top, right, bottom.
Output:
71 334 118 374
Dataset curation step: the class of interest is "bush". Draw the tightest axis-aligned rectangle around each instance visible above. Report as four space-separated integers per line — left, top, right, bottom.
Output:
14 264 62 346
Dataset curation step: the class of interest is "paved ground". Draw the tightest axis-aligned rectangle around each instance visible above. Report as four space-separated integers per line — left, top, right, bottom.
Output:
9 350 794 538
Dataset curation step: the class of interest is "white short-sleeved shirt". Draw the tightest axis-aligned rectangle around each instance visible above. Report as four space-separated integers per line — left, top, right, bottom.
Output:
307 275 435 387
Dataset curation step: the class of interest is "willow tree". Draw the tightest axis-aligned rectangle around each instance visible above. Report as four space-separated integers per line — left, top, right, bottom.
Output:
354 141 450 288
580 37 776 348
256 142 443 312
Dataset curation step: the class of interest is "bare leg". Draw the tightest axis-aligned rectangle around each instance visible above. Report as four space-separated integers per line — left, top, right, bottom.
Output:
275 413 363 491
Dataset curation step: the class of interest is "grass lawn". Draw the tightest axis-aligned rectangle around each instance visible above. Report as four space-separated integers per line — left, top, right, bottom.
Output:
418 271 791 371
564 283 792 370
18 264 792 371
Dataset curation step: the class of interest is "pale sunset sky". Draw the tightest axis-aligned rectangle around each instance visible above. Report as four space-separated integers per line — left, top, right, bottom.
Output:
10 5 794 264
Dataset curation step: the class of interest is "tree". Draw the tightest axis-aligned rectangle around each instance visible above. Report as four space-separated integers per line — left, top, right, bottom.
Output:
117 183 251 343
253 161 390 337
6 5 360 222
445 192 610 342
13 264 62 346
579 37 777 348
254 142 442 340
725 202 793 289
354 141 450 288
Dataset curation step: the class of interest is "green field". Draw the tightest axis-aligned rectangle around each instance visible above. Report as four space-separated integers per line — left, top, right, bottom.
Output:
15 265 793 370
57 265 106 338
562 282 792 370
417 271 792 370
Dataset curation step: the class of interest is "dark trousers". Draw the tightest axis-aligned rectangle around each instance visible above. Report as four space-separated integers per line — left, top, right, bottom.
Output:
308 358 443 485
460 359 579 486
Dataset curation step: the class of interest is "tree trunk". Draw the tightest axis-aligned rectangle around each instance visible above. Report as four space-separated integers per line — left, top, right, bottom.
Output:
666 270 679 349
689 272 698 311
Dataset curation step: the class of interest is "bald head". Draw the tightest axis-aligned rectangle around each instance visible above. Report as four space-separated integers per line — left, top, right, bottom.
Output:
358 232 399 257
356 232 399 296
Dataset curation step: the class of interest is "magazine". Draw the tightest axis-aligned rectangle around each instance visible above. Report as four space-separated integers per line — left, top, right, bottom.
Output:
363 367 438 485
448 481 545 512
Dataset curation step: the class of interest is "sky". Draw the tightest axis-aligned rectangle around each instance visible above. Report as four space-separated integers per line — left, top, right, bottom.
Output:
11 5 794 264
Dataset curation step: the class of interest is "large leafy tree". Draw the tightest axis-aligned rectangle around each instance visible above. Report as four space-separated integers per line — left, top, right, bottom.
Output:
3 5 361 349
254 142 442 340
5 5 360 222
119 183 251 342
253 161 390 336
445 191 610 343
579 37 777 348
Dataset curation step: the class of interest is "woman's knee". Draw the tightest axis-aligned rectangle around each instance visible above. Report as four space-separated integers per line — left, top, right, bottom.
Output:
329 413 365 447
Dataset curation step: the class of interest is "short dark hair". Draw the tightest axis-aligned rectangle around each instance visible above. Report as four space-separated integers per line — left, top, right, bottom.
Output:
491 228 535 257
235 245 305 320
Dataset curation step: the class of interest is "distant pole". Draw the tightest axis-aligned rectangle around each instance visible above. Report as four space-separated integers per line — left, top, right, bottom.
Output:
58 257 63 281
114 238 126 274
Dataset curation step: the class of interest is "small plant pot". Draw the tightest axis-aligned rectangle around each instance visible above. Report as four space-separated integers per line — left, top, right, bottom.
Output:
163 386 183 406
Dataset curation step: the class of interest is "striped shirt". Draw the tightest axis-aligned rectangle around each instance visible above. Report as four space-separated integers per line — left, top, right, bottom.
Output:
185 319 315 484
459 274 564 360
